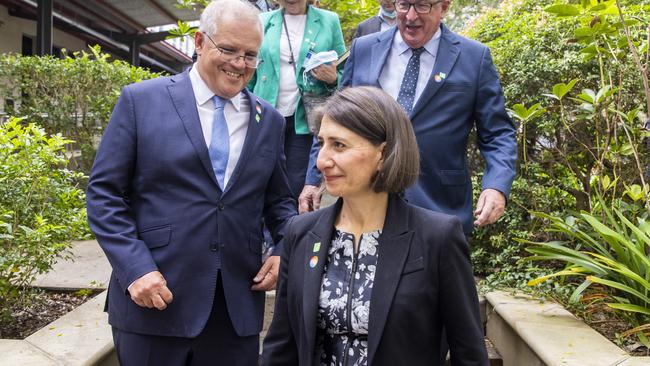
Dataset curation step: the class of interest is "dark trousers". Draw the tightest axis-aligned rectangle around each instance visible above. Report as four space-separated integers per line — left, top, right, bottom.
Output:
262 115 313 251
112 273 259 366
283 115 313 200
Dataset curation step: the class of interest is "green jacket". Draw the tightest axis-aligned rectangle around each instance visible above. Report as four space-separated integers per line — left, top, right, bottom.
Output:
249 6 346 135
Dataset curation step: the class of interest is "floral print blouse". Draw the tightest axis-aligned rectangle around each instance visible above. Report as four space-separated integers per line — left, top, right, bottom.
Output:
315 229 382 366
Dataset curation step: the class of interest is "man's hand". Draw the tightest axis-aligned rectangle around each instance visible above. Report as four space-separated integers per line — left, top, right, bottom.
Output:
252 255 280 291
128 271 173 310
474 188 506 227
298 184 321 213
310 63 337 85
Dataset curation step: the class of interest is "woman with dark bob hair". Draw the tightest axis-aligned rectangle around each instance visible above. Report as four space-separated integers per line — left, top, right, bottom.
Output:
262 86 488 366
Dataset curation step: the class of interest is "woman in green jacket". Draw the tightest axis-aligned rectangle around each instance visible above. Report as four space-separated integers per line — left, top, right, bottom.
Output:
249 0 346 200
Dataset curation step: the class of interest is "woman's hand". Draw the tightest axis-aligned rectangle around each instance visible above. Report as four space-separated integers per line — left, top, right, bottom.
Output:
310 63 337 85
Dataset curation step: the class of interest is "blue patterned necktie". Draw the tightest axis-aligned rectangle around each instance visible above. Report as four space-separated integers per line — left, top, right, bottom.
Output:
209 95 230 190
396 47 425 114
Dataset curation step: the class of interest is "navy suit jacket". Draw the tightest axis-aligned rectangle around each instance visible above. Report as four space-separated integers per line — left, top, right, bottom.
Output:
306 25 517 233
262 194 487 365
86 71 296 338
352 15 383 39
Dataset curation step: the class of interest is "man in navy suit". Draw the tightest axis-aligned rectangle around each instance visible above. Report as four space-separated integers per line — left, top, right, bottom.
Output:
352 0 397 39
300 0 517 235
86 0 296 364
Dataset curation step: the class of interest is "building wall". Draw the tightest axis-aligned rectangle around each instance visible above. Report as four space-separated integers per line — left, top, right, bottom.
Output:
0 4 86 55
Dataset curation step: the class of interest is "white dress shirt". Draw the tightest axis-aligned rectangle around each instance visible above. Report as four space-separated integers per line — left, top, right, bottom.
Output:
378 28 442 105
377 9 396 32
189 65 250 187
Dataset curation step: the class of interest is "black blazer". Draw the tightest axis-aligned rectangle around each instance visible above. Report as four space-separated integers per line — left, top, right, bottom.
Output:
262 194 488 365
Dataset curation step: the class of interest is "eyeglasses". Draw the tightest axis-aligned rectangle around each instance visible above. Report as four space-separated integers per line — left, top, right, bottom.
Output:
393 0 442 14
202 32 260 69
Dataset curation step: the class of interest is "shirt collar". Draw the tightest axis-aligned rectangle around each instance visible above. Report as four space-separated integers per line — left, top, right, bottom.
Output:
394 27 442 56
189 64 242 111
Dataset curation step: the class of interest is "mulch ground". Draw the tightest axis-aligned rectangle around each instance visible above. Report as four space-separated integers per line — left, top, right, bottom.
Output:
580 303 650 357
0 289 98 339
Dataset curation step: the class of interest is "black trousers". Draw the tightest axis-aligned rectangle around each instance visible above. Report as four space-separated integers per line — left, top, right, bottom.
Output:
112 273 259 366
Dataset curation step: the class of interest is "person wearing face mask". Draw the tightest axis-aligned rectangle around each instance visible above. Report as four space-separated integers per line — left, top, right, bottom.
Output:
353 0 398 39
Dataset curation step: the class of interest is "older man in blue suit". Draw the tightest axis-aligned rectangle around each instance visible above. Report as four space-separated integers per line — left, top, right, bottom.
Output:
300 0 517 235
86 0 296 364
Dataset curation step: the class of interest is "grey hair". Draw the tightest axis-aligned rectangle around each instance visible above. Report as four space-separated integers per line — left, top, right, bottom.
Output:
199 0 262 37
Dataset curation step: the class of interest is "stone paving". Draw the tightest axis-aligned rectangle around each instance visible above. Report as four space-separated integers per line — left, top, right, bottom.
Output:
32 240 111 291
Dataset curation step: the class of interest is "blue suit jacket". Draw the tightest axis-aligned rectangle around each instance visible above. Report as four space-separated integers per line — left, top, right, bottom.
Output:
307 25 517 233
86 71 296 338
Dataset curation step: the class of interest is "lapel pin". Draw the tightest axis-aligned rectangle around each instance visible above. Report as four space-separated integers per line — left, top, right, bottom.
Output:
309 255 318 268
434 72 447 83
312 242 321 252
255 100 262 123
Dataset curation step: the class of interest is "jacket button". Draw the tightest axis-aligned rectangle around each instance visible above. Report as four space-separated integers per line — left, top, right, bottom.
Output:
218 202 225 211
210 243 218 252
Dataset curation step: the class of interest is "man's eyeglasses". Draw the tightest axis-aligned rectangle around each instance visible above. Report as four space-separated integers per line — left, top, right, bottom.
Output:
393 0 442 14
202 32 260 69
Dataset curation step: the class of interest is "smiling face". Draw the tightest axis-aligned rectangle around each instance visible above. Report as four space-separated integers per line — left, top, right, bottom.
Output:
316 116 385 198
194 18 262 99
397 0 449 49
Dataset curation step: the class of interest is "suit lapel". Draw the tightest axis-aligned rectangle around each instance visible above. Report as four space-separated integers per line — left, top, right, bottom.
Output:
222 89 261 195
167 72 220 189
367 195 414 365
264 12 283 80
410 25 460 120
370 27 397 87
302 199 341 362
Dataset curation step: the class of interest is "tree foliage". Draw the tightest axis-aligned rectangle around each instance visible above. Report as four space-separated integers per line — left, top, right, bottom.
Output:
0 46 160 173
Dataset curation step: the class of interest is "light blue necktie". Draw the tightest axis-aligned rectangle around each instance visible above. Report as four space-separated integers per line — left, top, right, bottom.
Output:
396 47 425 114
209 95 229 190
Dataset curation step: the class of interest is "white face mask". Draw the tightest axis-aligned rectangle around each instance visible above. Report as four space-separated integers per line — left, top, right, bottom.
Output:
380 6 397 19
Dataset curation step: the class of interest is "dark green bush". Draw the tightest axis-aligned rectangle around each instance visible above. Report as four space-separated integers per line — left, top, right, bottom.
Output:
0 46 160 173
467 0 649 285
0 118 89 318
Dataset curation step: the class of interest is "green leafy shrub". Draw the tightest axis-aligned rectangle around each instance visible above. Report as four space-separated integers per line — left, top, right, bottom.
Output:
0 118 89 318
522 186 650 346
467 0 649 286
0 46 160 173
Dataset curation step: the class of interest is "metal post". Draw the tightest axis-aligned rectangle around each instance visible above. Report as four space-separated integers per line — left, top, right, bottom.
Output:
129 38 140 66
36 0 53 55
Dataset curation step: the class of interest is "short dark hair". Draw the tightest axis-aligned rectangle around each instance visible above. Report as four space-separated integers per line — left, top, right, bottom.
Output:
315 86 420 193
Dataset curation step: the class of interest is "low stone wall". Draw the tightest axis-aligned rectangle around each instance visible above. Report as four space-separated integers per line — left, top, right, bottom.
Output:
485 291 650 366
0 291 116 366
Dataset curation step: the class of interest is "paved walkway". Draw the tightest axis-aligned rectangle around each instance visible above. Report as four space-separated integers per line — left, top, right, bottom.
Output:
32 240 111 290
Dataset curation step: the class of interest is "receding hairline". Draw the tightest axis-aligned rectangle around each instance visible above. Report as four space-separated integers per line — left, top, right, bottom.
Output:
199 0 262 38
